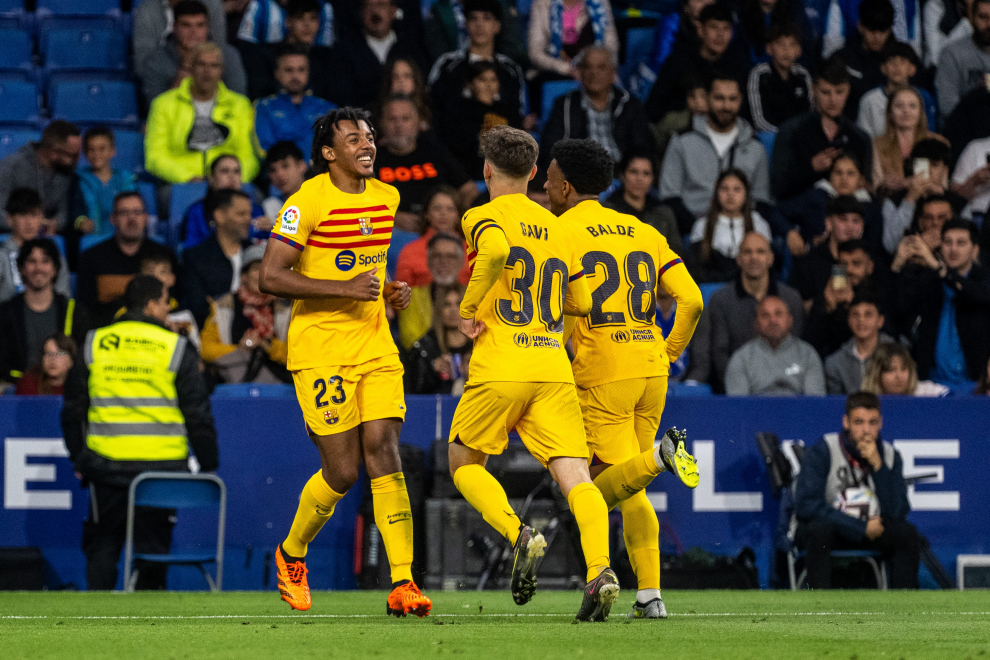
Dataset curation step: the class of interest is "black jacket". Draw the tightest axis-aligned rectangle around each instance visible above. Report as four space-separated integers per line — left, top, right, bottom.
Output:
645 39 750 123
181 235 248 328
0 293 88 381
339 32 429 108
61 312 218 487
538 85 655 172
834 33 891 121
897 263 990 381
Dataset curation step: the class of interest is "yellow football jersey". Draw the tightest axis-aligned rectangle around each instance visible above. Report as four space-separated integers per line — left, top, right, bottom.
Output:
461 193 585 384
270 173 399 371
564 200 685 389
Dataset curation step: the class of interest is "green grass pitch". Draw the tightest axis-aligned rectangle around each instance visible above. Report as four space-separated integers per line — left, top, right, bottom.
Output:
2 590 988 659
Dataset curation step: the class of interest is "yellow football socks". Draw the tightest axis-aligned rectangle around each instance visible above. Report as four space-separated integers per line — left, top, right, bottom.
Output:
452 464 522 545
593 449 663 510
566 482 611 582
619 491 661 590
283 471 345 558
371 472 415 584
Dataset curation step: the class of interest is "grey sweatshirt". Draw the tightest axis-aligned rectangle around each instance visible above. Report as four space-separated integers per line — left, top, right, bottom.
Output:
725 334 826 395
659 115 772 218
934 36 990 117
133 0 227 71
823 334 895 394
0 144 75 232
138 38 247 103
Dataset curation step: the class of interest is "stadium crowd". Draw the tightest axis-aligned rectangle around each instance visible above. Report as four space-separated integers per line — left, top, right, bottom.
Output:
0 0 990 400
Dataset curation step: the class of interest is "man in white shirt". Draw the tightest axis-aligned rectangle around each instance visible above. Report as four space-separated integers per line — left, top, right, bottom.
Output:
951 135 990 218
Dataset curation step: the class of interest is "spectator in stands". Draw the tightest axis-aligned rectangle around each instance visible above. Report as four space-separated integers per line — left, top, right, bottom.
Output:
374 95 477 224
602 152 683 254
660 73 772 235
825 295 895 394
943 84 990 164
539 46 654 173
442 62 524 179
145 43 259 185
395 186 471 288
871 87 948 195
935 0 990 117
688 169 773 283
747 22 814 134
772 56 873 201
0 121 81 234
856 42 935 138
780 152 876 256
72 128 138 240
62 275 218 591
182 190 256 327
134 0 227 70
737 0 813 65
398 233 466 349
262 141 310 222
139 254 199 348
724 295 826 395
339 0 430 108
376 58 432 129
13 334 76 396
862 342 949 394
882 142 966 255
646 3 748 125
950 134 990 220
77 193 179 329
428 0 526 129
805 239 884 357
650 0 715 76
182 155 268 249
526 0 618 79
790 195 866 308
0 239 86 386
924 0 973 68
237 0 336 46
138 0 247 103
889 195 954 274
425 0 525 64
0 190 71 303
897 219 990 384
830 0 899 117
402 284 471 394
200 244 291 383
650 74 708 159
795 392 920 589
253 44 334 159
686 232 804 391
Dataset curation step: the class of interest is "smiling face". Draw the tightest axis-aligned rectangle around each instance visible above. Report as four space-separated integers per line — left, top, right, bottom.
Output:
84 135 115 171
324 119 377 179
20 246 56 292
425 192 460 234
428 239 465 286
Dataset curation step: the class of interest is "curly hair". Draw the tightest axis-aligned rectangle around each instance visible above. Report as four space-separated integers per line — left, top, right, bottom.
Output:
310 107 375 174
550 138 615 195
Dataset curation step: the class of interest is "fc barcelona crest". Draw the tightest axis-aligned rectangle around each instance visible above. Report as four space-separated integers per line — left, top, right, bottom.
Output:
324 408 339 425
358 217 374 236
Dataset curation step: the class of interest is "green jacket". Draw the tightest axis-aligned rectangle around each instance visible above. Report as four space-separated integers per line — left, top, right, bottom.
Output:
144 78 259 184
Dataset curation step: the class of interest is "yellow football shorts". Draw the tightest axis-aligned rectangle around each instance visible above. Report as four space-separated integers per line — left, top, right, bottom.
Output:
292 353 406 435
449 381 588 467
577 376 668 466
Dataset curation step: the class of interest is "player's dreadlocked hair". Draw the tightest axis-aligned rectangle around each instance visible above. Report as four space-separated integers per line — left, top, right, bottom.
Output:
550 139 615 195
310 107 376 175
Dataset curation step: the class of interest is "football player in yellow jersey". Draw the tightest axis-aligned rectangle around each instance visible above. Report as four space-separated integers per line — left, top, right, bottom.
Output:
448 125 621 622
545 139 704 620
260 108 431 618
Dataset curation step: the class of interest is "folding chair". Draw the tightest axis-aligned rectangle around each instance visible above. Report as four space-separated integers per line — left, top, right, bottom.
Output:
787 547 888 590
123 472 226 592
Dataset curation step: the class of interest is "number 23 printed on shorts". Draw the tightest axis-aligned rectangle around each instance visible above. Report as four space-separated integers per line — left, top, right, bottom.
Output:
313 376 346 426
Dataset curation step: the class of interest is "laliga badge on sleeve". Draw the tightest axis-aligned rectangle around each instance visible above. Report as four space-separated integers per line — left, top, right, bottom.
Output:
280 206 301 235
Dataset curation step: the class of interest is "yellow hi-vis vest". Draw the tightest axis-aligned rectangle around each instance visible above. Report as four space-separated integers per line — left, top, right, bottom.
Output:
84 320 189 462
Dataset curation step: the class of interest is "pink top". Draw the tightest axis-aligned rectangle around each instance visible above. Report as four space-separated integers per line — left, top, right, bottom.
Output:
561 0 585 44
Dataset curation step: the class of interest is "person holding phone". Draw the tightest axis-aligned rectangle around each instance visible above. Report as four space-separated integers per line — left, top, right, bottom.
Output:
870 86 948 195
950 136 990 219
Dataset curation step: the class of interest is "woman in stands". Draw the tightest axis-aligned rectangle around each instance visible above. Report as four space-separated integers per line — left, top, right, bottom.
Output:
603 151 683 254
15 334 75 396
872 86 948 196
689 169 771 283
402 285 471 395
861 342 949 396
394 186 470 288
375 58 432 131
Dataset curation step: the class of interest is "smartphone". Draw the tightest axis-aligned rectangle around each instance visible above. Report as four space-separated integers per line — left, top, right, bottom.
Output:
913 157 930 181
830 264 848 290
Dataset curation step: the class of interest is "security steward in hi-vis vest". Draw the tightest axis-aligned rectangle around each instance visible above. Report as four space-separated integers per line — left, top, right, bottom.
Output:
61 276 218 591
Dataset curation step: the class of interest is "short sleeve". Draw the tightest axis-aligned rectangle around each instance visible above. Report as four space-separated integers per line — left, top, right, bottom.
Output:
269 191 318 251
951 141 980 185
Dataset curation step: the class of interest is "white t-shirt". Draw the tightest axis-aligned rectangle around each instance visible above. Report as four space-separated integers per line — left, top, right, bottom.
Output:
705 124 739 160
366 31 397 64
951 136 990 216
229 249 242 292
690 212 772 258
188 97 222 152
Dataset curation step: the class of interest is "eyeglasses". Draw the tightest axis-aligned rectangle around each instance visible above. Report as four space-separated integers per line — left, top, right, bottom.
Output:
43 350 69 359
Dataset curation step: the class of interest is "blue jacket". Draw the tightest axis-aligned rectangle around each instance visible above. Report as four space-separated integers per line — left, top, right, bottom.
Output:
253 92 335 159
795 432 910 542
182 198 269 251
75 168 137 236
237 0 336 46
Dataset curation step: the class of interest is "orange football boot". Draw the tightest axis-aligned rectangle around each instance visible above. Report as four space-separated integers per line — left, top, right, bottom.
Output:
276 546 311 611
386 581 432 618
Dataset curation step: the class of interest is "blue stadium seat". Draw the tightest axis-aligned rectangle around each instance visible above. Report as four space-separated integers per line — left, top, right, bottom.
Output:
35 0 122 36
0 80 40 127
167 181 208 248
79 233 111 253
50 80 138 128
698 281 724 306
0 29 33 73
0 70 31 82
212 383 297 397
42 28 127 72
0 128 38 159
540 79 580 127
0 0 26 28
757 131 776 160
621 27 655 83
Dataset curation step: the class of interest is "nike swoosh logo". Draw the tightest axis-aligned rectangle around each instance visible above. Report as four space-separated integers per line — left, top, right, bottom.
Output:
388 516 411 524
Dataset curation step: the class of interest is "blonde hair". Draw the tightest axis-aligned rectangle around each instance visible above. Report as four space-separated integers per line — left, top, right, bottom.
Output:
193 42 224 66
861 343 919 395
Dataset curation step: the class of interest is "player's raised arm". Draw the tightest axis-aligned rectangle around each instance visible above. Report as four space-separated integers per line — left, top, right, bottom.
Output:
259 238 380 301
658 249 704 362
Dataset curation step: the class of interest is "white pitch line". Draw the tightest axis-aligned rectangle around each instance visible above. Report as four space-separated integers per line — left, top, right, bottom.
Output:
2 612 989 620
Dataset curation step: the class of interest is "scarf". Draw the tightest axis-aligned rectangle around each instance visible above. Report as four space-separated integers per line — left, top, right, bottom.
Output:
238 286 275 341
548 0 606 57
452 0 470 50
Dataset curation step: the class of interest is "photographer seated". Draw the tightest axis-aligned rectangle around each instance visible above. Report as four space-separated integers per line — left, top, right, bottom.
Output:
794 392 920 589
